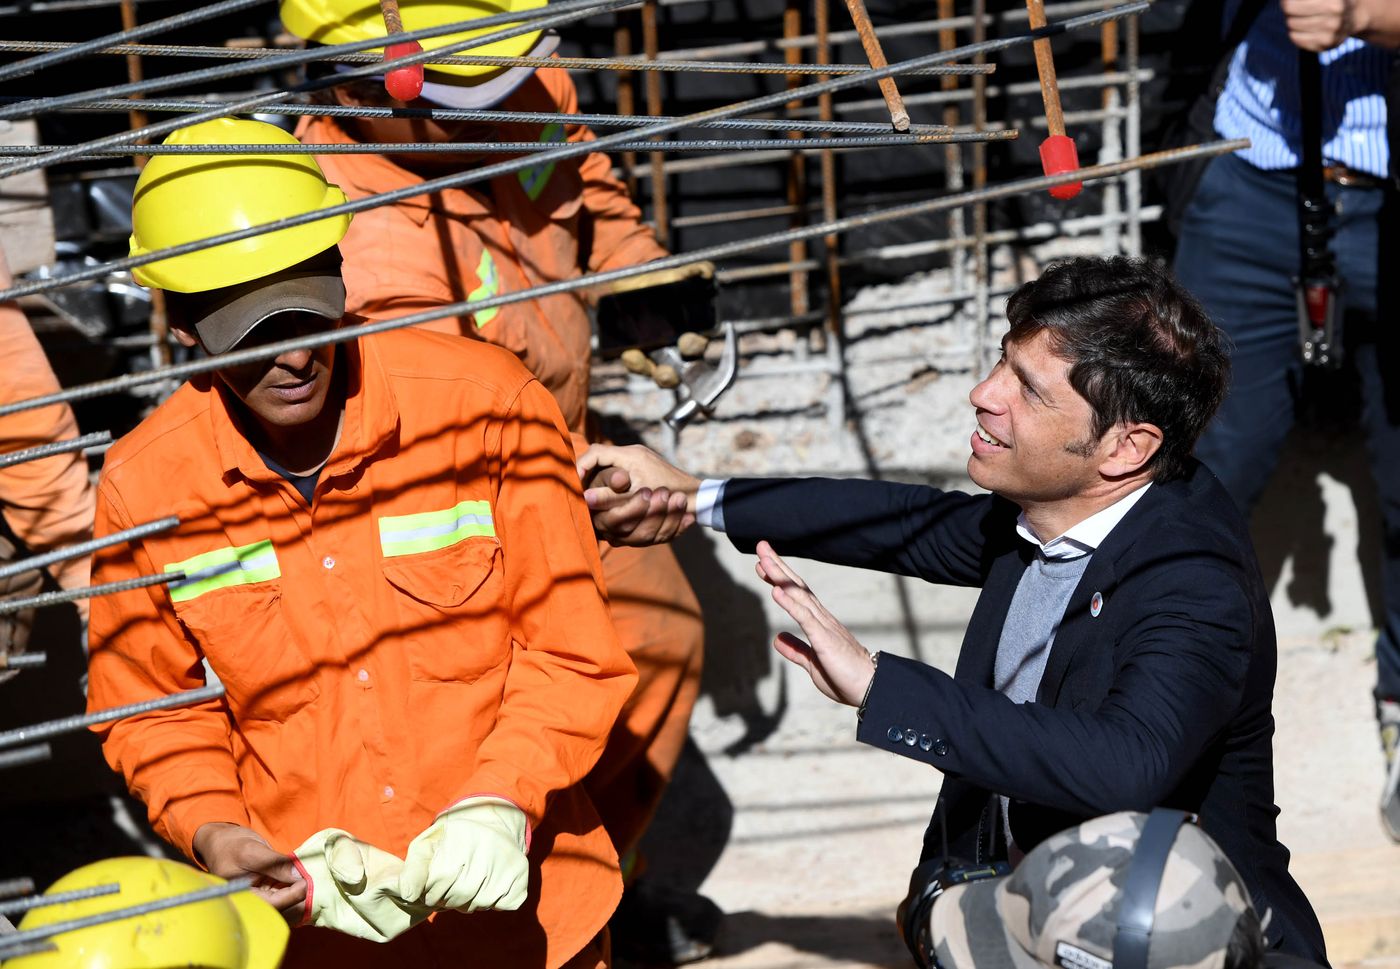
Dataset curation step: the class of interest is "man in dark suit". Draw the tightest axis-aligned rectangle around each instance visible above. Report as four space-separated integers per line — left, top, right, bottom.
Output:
578 257 1328 963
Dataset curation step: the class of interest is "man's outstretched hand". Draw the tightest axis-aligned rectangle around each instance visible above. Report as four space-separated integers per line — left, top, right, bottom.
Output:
755 541 876 708
577 443 699 546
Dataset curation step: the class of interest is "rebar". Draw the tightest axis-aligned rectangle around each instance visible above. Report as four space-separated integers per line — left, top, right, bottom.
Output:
0 744 53 770
0 0 182 13
0 0 636 127
0 130 1009 159
0 1 1151 300
0 516 178 583
1 653 46 669
0 139 1246 422
0 876 253 954
0 880 36 901
0 432 111 471
0 39 995 77
0 0 267 83
0 683 228 750
0 885 120 919
0 571 184 617
12 95 957 136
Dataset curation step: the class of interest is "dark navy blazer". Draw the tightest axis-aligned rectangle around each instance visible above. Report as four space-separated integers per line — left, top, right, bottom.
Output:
720 462 1327 963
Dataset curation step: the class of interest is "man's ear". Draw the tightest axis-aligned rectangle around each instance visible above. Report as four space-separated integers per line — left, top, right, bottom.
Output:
1098 422 1163 477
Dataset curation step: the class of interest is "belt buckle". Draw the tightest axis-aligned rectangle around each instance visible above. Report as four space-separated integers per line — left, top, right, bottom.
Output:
1323 163 1380 189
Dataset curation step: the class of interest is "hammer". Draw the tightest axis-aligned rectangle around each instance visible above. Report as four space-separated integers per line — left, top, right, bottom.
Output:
1025 0 1081 200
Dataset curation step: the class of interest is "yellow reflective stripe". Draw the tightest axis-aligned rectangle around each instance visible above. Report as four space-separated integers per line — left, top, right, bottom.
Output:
518 123 566 201
467 250 500 328
165 539 280 603
379 500 495 558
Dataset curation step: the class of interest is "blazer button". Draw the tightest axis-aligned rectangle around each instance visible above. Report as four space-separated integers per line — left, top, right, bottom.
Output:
887 726 904 743
933 739 949 757
918 735 933 752
903 729 918 746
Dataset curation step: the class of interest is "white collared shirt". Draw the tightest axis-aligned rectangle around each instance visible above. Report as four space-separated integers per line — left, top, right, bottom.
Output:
1014 483 1152 561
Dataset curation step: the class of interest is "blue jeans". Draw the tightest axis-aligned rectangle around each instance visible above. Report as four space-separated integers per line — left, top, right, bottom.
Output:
1175 152 1400 702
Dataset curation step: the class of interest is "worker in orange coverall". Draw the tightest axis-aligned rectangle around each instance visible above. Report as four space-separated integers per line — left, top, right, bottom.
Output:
85 117 636 969
0 248 95 679
284 0 712 960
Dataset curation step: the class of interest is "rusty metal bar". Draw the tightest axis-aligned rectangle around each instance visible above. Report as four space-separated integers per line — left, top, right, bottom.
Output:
0 571 184 618
0 130 1014 158
0 885 120 918
816 0 841 346
838 0 909 130
0 431 110 470
0 0 265 83
0 881 36 902
784 0 810 319
972 0 991 375
0 744 53 771
28 95 957 135
0 877 254 954
0 138 1244 423
0 517 178 583
614 14 640 195
642 0 669 245
0 683 228 750
0 39 994 77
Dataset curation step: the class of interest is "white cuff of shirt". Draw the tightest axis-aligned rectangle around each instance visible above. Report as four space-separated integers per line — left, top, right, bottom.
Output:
695 478 728 532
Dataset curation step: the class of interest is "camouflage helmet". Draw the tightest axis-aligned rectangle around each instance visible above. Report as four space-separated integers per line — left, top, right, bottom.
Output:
930 811 1259 969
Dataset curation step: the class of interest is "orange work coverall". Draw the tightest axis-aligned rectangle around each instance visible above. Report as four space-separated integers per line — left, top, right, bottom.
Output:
86 328 637 969
0 295 95 618
301 66 704 860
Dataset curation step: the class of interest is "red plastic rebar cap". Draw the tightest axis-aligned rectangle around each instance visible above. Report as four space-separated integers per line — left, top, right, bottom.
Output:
383 40 425 102
1039 134 1082 200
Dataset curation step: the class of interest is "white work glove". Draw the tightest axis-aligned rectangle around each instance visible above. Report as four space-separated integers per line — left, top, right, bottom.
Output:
399 797 530 913
292 828 430 942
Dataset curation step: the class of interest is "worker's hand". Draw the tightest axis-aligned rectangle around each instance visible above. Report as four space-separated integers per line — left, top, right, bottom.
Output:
399 797 530 913
192 822 307 918
756 541 876 708
292 828 429 942
1280 0 1373 51
577 444 698 546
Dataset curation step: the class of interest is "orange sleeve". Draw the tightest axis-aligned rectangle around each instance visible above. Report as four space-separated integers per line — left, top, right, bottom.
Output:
86 481 251 859
0 303 96 602
458 378 636 826
551 71 670 274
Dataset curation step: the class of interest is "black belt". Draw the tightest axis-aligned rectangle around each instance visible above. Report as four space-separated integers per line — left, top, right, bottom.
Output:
1322 162 1387 190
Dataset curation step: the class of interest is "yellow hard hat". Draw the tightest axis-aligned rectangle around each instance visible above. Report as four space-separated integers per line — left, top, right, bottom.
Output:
279 0 547 80
128 117 351 293
4 856 289 969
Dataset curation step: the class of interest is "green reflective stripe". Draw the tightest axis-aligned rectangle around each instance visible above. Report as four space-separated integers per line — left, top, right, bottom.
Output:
379 500 495 558
518 123 566 201
165 540 280 603
468 250 500 328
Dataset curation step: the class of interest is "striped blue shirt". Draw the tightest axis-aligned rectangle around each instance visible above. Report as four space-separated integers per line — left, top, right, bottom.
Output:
1215 0 1392 178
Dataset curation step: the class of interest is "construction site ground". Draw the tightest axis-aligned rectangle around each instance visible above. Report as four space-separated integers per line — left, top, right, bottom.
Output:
599 252 1400 969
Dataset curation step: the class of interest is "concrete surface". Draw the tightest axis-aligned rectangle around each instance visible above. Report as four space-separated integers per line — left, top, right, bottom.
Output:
605 258 1400 969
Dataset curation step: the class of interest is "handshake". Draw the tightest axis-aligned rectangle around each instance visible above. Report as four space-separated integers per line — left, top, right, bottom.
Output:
292 797 530 943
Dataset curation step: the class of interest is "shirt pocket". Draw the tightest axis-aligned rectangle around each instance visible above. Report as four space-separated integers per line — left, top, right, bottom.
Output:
381 538 511 683
172 586 320 722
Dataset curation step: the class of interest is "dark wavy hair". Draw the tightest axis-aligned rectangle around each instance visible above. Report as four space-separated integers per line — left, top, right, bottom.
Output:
1005 256 1229 482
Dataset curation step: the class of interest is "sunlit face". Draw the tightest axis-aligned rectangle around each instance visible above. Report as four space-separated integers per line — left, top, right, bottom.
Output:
182 312 339 434
966 329 1106 505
